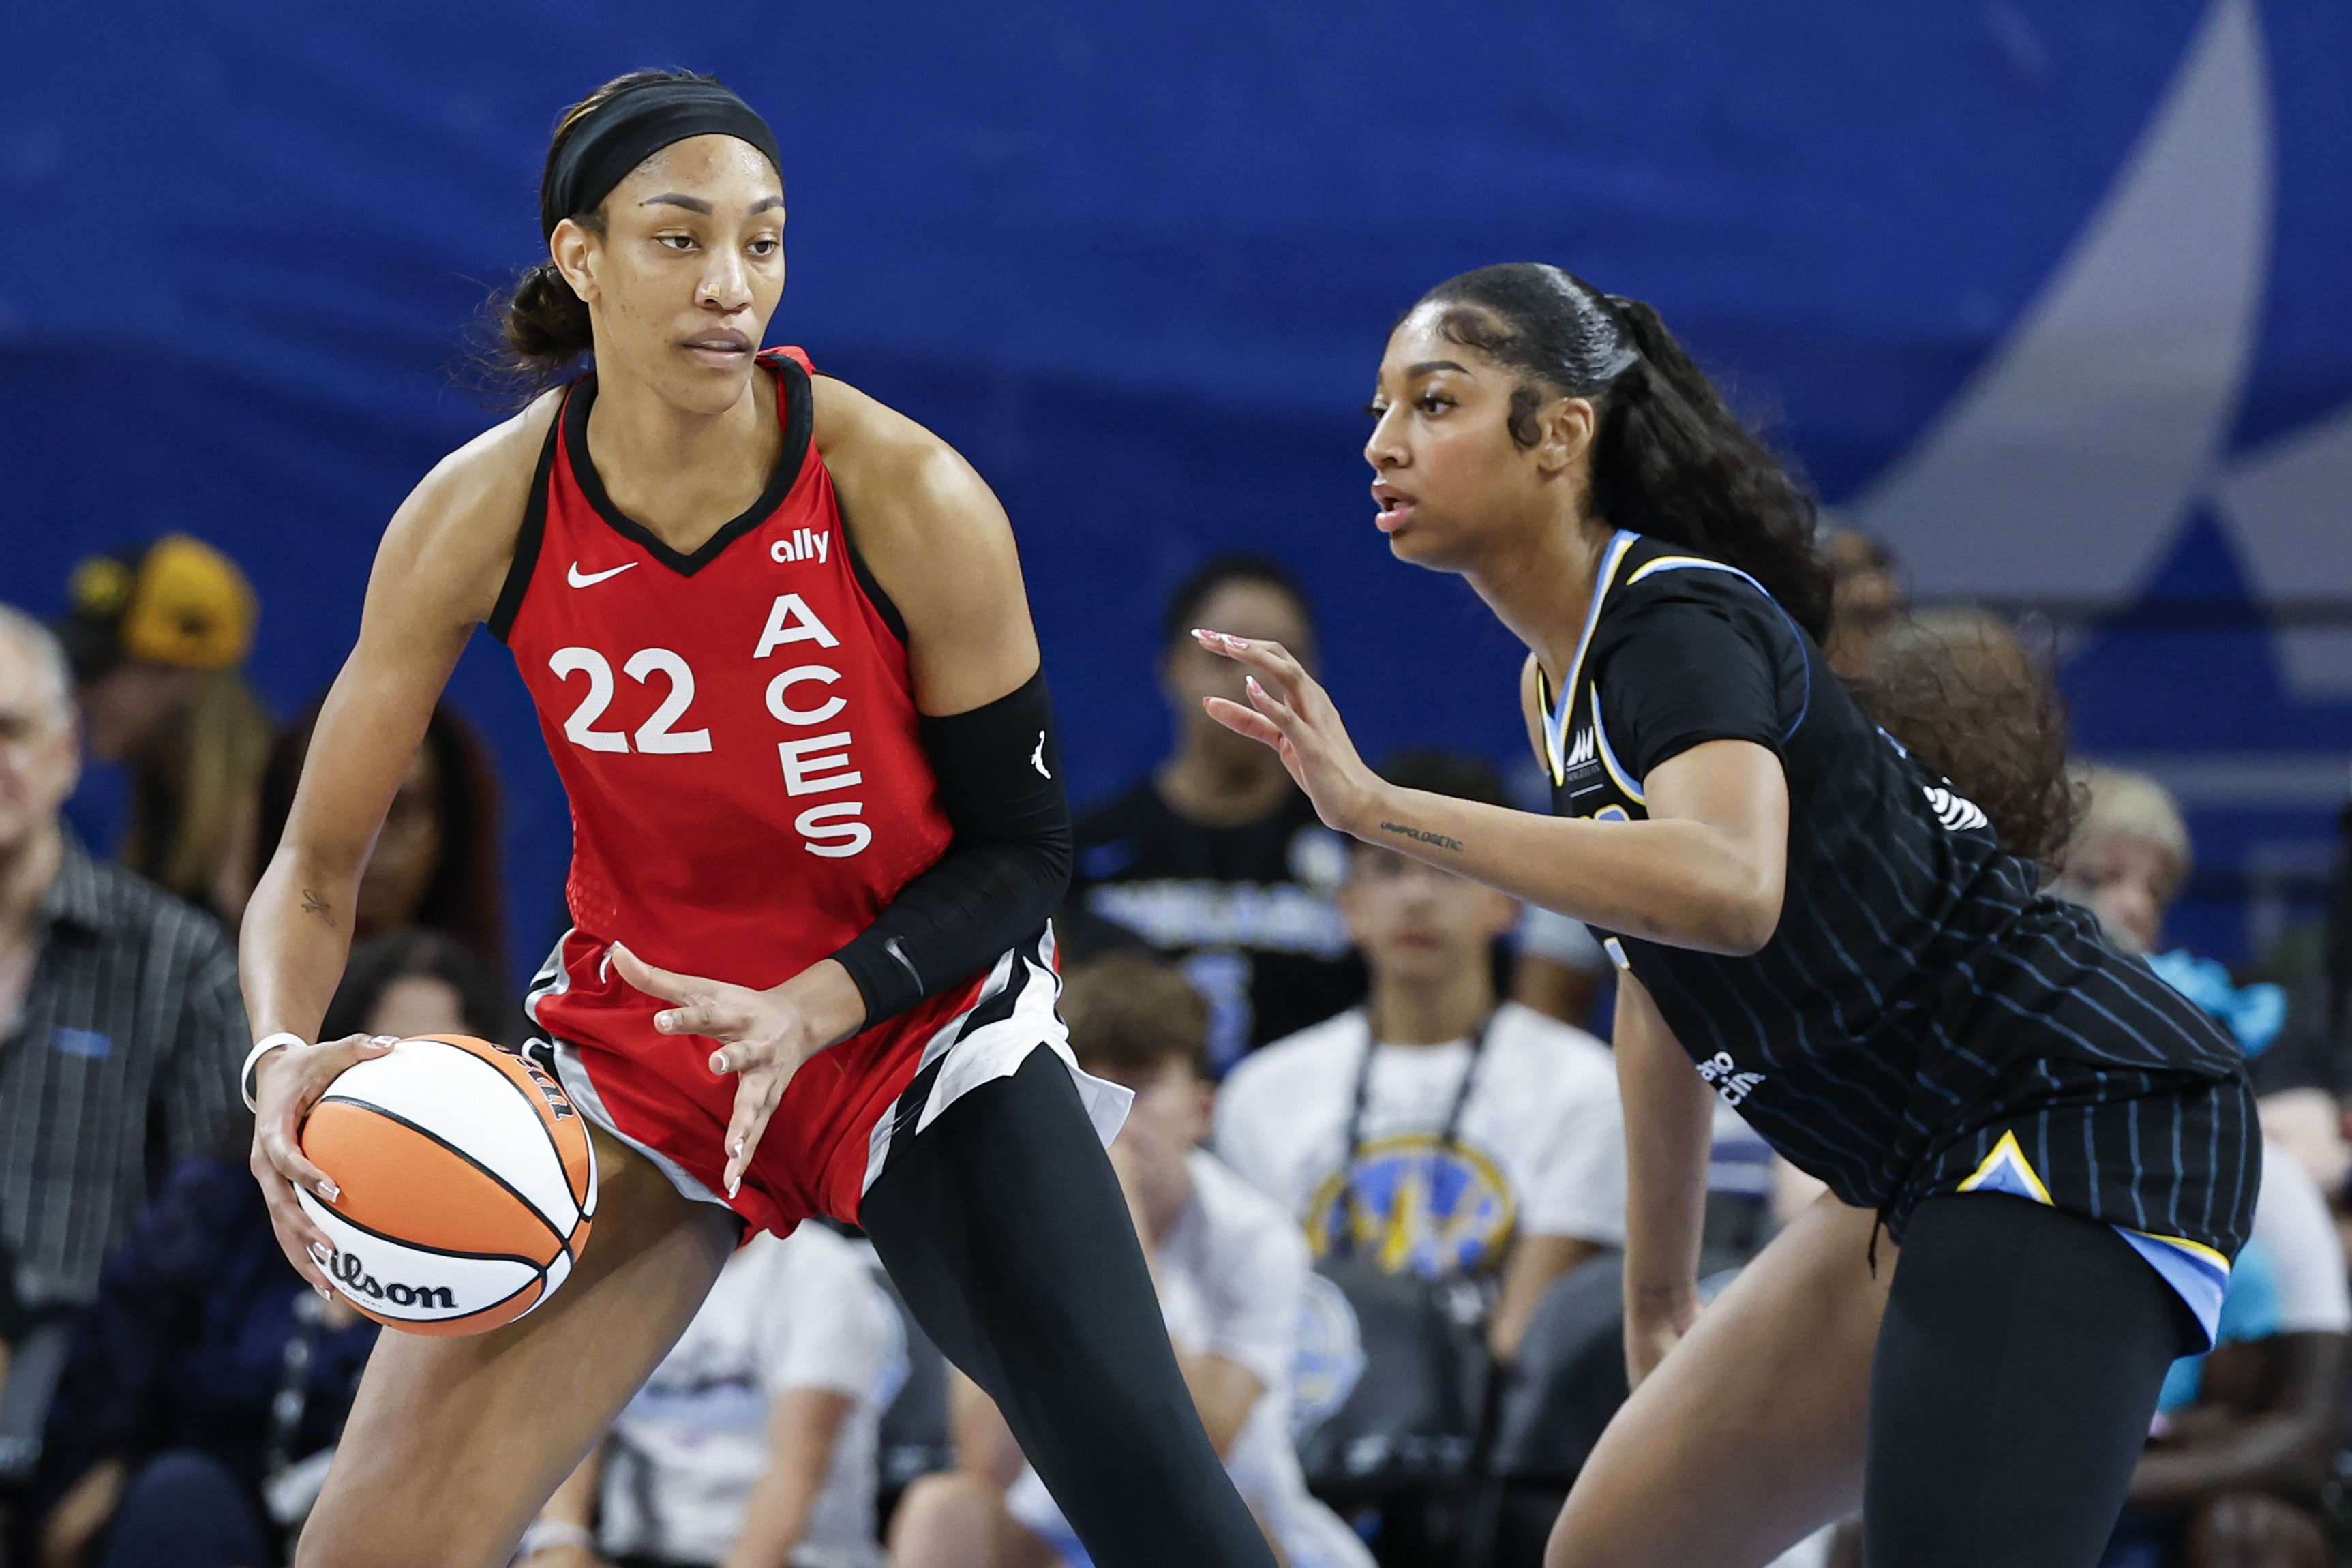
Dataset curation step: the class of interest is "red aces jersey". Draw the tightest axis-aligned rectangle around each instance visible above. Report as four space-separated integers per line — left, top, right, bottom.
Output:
492 348 988 1231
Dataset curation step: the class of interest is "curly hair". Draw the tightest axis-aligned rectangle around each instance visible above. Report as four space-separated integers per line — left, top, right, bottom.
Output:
1849 609 2081 875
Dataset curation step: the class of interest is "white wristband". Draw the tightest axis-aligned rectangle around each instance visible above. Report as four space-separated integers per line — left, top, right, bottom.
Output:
241 1032 307 1112
516 1519 596 1558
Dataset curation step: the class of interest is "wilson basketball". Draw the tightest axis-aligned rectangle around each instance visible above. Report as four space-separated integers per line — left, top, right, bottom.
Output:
295 1034 597 1336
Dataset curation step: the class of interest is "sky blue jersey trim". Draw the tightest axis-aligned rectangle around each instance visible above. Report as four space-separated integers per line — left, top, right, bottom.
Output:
1541 528 1640 785
1956 1128 2229 1351
2117 1230 2231 1351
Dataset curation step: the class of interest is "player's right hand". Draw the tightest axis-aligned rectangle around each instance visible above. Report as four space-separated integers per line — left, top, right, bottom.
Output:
250 1032 397 1294
1623 1315 1685 1388
608 943 866 1202
1623 1284 1701 1388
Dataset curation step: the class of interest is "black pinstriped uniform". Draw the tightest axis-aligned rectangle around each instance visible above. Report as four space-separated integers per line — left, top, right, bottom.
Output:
1539 531 2257 1329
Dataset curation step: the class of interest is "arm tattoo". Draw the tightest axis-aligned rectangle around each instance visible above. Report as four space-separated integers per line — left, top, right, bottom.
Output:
1379 821 1463 852
300 889 336 929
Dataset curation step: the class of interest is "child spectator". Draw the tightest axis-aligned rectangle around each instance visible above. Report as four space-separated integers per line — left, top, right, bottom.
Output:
55 537 269 926
888 954 1372 1568
257 697 510 980
1062 554 1363 1071
2052 764 2192 957
2055 766 2347 1198
522 1224 905 1568
31 928 507 1568
1214 751 1626 1361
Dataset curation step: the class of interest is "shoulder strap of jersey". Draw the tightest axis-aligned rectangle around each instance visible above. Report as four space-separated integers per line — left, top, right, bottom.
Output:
761 344 817 376
487 384 575 644
1608 542 1815 744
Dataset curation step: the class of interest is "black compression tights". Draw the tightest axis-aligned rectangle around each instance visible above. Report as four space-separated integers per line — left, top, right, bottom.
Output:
1867 1193 2201 1567
859 1051 1276 1568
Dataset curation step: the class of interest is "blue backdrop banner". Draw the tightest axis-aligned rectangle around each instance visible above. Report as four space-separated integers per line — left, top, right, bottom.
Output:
4 0 2346 968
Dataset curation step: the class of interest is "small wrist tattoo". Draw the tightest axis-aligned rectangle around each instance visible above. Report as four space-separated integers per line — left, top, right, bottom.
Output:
1378 821 1462 852
300 890 336 929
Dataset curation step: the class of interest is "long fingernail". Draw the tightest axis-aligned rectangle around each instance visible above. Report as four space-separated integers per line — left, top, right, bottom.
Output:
316 1283 332 1301
308 1242 333 1268
730 1139 745 1159
709 1052 728 1074
317 1180 340 1202
726 1174 742 1199
1246 675 1265 694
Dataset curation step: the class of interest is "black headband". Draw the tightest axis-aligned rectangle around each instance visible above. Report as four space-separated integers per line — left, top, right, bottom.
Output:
541 80 783 239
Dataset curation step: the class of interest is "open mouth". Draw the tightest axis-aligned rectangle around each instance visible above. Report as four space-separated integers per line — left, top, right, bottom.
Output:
1372 482 1417 532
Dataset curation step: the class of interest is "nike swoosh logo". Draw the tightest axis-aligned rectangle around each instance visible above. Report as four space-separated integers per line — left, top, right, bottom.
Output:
567 561 639 588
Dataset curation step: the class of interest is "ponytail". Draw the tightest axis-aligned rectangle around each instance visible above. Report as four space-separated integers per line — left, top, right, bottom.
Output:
494 257 597 386
490 67 717 393
1590 301 1833 640
1413 264 2075 870
1415 265 1833 639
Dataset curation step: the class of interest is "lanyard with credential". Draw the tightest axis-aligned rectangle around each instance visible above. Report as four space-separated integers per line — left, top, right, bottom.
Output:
1328 1007 1496 1263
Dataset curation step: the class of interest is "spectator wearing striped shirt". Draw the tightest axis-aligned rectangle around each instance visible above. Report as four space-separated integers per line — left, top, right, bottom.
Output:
0 605 249 1313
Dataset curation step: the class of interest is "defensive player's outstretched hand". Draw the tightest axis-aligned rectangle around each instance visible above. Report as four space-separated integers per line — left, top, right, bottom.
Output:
251 1032 398 1294
1194 630 1386 838
608 944 866 1200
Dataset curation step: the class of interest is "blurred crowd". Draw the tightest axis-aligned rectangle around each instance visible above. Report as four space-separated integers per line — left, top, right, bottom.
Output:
0 530 2347 1568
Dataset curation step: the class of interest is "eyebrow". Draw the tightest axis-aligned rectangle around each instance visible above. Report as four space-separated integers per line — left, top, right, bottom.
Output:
1407 359 1469 376
641 193 785 216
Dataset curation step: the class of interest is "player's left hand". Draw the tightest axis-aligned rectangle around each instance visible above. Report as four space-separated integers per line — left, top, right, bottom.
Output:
607 944 866 1200
1194 630 1386 837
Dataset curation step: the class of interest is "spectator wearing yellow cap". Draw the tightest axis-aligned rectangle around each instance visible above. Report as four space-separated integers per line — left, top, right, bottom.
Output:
57 535 271 926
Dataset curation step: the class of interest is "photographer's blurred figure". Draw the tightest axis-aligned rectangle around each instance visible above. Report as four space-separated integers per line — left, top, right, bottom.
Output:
55 536 269 926
889 954 1372 1568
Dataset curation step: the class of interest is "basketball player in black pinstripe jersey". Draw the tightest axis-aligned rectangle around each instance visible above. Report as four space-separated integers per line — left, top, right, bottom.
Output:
1196 264 2259 1568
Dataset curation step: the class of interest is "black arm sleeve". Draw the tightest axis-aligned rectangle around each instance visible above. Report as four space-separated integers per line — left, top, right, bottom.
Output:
829 669 1072 1027
1588 573 1807 781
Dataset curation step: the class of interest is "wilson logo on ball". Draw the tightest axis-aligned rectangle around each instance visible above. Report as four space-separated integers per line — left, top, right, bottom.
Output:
333 1249 458 1311
297 1034 599 1337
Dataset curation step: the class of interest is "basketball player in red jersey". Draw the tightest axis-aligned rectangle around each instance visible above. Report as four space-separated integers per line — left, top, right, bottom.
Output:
237 71 1273 1568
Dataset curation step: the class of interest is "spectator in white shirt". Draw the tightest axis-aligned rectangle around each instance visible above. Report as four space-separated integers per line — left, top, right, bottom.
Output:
888 954 1372 1568
522 1222 905 1568
1213 750 1626 1361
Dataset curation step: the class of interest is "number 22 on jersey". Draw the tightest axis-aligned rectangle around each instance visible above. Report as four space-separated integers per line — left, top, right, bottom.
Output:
544 592 872 859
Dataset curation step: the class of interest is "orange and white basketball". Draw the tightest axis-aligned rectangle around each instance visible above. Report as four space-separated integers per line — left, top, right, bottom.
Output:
295 1034 597 1336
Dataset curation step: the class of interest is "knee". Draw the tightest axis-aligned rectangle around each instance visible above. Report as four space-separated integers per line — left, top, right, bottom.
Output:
2185 1491 2330 1568
889 1471 1008 1568
1545 1494 1639 1568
